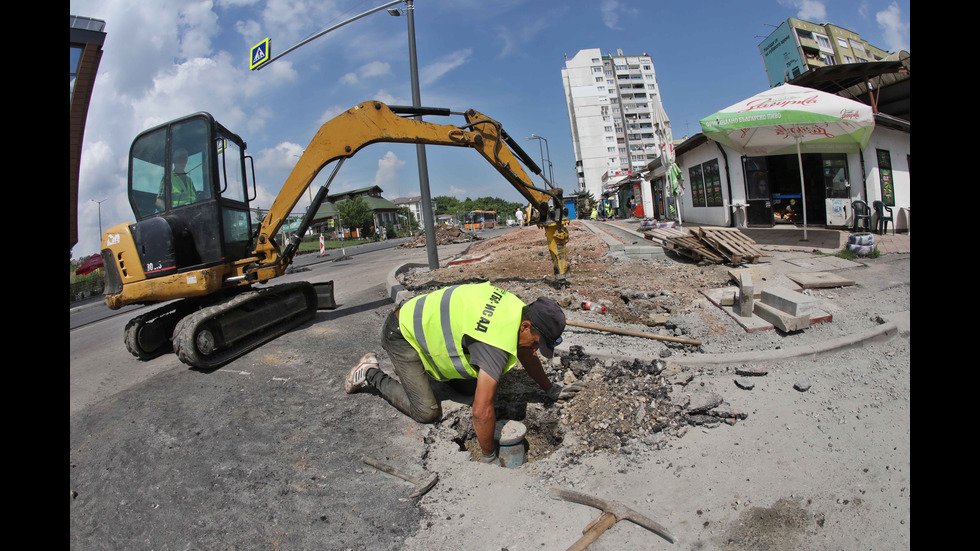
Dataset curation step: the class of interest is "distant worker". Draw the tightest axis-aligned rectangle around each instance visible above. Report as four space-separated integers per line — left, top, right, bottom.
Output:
590 205 598 220
344 283 584 464
155 148 196 211
515 208 524 227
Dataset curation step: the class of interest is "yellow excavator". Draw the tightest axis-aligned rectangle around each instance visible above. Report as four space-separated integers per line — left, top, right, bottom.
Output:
101 101 569 369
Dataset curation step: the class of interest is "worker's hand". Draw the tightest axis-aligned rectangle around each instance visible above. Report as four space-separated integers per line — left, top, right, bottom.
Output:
546 381 585 401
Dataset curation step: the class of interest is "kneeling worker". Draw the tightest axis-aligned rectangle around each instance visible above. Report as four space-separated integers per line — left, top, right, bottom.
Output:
345 282 583 463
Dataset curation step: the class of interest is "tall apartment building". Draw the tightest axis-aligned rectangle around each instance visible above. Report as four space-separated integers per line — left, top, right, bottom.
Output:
561 48 668 200
759 18 892 88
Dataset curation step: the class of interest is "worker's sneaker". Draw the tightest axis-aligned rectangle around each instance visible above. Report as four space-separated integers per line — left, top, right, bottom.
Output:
344 353 378 394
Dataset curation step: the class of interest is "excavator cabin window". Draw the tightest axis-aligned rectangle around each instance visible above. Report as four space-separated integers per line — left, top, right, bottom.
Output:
129 117 211 218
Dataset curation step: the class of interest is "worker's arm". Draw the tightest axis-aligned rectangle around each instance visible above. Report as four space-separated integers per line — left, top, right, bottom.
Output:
517 347 553 392
472 370 499 458
518 347 585 400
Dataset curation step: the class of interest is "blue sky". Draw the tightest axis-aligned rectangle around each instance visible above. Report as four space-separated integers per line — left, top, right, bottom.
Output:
71 0 910 258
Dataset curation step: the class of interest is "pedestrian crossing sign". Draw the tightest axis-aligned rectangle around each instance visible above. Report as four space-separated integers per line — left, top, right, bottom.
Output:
250 38 270 70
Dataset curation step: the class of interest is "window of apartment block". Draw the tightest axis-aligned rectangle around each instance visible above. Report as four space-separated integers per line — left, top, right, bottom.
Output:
814 33 832 50
593 67 602 73
837 37 849 48
850 40 866 55
689 159 722 208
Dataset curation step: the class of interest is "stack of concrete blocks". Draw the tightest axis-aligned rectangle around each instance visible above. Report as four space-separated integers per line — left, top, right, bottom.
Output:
753 287 816 332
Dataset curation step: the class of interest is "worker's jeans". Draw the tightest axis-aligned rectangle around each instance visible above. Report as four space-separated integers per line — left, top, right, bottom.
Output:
365 309 441 423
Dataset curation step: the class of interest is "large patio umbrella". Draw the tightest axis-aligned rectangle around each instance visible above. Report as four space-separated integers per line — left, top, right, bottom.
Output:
651 98 683 224
699 83 874 239
75 253 104 276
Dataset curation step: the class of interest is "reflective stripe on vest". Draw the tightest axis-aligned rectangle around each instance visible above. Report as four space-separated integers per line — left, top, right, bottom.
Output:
401 283 523 381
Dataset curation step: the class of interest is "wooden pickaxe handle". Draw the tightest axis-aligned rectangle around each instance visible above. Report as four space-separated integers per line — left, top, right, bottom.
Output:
569 512 617 551
566 320 702 346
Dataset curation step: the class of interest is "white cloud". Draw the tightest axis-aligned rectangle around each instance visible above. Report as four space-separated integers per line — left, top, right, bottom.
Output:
260 0 343 45
361 61 391 78
337 61 392 86
178 0 220 58
421 49 472 86
373 151 406 193
448 185 467 198
876 3 910 52
779 0 827 22
371 90 403 105
600 0 620 29
258 141 306 171
495 15 552 58
319 104 350 124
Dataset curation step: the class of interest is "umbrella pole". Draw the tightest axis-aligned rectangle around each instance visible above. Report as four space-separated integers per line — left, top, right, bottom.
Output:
796 138 808 241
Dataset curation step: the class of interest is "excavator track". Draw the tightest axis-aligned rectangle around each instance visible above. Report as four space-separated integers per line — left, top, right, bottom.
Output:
124 301 201 360
171 281 318 370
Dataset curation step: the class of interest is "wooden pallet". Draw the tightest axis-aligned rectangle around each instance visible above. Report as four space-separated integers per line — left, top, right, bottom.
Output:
643 227 687 246
696 227 771 265
662 233 726 264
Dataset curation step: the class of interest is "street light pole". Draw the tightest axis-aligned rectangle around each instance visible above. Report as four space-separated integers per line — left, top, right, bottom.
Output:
397 0 439 270
90 197 107 240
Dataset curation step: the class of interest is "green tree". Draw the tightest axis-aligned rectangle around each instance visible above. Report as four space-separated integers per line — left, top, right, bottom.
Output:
336 196 372 236
397 206 419 232
433 195 461 216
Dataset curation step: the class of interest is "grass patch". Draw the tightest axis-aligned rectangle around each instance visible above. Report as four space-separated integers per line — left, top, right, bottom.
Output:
816 245 880 260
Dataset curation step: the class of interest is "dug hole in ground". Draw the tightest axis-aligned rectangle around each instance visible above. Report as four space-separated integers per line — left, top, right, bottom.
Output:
387 222 908 550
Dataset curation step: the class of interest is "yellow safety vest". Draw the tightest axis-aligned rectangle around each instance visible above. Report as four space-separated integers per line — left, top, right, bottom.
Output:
399 282 524 381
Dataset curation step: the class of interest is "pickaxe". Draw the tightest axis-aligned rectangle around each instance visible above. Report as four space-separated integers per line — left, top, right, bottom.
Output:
550 487 675 549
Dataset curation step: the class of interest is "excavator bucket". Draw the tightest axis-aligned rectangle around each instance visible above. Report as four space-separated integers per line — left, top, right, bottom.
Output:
314 280 337 310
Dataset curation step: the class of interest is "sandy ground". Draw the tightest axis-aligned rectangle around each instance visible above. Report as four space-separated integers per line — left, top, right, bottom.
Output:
388 222 909 550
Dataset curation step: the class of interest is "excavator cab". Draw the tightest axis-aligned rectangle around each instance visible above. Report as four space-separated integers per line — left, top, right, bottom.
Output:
127 113 253 277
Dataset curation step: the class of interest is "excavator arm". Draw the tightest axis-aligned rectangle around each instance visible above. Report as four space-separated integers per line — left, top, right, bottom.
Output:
248 101 568 282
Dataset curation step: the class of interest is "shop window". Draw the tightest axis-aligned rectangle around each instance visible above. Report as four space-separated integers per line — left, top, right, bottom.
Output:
689 159 723 208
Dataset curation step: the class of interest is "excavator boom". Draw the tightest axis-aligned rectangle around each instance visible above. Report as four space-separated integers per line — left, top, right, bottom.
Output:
249 101 567 281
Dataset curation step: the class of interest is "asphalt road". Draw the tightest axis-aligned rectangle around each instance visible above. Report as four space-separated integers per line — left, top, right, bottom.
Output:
69 229 510 550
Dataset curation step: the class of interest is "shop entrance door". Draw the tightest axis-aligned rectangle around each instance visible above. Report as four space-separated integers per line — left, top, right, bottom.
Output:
742 157 773 226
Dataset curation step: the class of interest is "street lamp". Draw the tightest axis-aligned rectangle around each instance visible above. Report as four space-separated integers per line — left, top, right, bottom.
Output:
90 197 107 240
526 134 555 187
387 0 439 270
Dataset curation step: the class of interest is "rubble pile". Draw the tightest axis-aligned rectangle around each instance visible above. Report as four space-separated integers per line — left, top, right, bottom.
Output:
547 346 746 455
399 225 481 248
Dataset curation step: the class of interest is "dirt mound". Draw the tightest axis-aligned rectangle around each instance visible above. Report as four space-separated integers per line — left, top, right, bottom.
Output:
399 225 481 248
400 222 730 339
